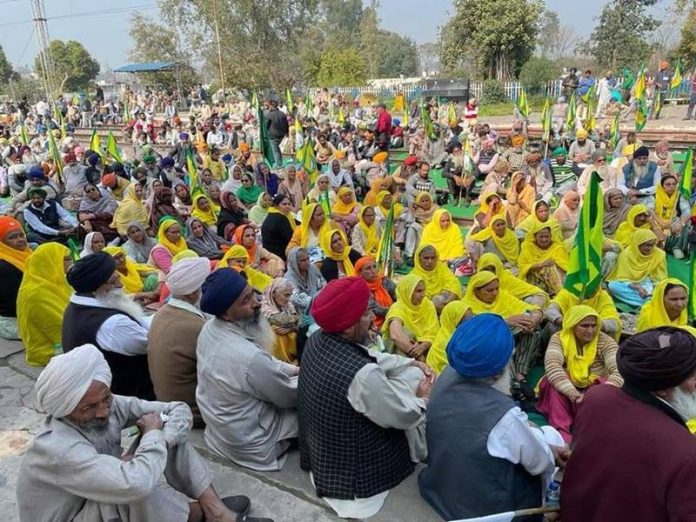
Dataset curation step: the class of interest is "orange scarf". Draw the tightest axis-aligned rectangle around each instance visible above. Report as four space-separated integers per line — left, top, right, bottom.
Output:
233 224 257 263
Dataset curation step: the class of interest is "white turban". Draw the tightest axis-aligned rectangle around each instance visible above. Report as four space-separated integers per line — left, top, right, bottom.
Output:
166 257 211 296
35 344 112 418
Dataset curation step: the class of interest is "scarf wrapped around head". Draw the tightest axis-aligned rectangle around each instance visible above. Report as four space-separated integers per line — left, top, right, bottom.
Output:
376 189 403 217
267 204 297 230
614 204 650 246
357 206 380 256
477 252 547 304
218 245 273 292
654 175 679 224
420 209 464 260
355 255 393 310
470 216 520 263
427 300 472 374
298 202 330 248
111 183 148 235
236 172 263 205
462 270 531 318
320 228 355 276
608 229 666 283
602 188 630 235
191 193 218 227
412 244 462 298
103 245 152 294
559 305 601 388
332 186 358 215
446 313 514 378
517 220 569 279
618 327 696 391
0 216 32 271
636 278 688 332
156 218 188 256
261 277 297 318
233 224 258 263
382 273 439 343
413 191 438 222
476 191 504 221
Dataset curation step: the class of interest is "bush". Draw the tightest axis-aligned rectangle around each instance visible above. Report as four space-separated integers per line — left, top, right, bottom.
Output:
480 80 507 104
518 57 558 95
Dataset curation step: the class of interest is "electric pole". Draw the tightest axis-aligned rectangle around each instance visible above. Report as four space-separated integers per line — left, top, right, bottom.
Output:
30 0 56 103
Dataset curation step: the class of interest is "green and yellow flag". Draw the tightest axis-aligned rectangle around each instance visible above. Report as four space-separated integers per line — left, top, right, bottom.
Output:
564 171 604 299
251 91 259 111
609 113 620 151
516 87 530 119
421 103 436 140
296 136 318 182
285 89 294 114
106 131 122 163
635 98 648 132
338 106 345 125
376 204 395 279
679 147 693 200
256 102 275 167
634 67 647 101
447 102 457 125
186 148 199 190
565 94 577 131
672 60 683 92
19 120 29 146
89 130 103 157
47 129 63 181
541 97 552 141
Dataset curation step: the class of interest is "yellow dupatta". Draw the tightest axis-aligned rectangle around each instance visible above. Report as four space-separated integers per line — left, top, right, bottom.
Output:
332 187 358 215
17 243 72 366
357 206 380 256
559 305 601 388
219 245 273 292
320 228 355 276
636 278 688 332
462 271 534 317
267 206 297 230
103 246 155 294
477 252 548 304
517 221 569 279
427 300 472 374
608 229 667 282
383 273 439 343
377 190 403 218
191 193 218 227
552 288 620 330
506 171 536 226
297 202 330 247
420 209 465 260
111 183 149 235
0 218 32 271
156 218 188 256
654 177 679 224
614 204 650 246
516 201 563 243
412 244 462 298
470 216 520 264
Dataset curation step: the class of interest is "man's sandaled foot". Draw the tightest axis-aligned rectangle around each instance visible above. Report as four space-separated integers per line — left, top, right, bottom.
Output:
222 495 250 517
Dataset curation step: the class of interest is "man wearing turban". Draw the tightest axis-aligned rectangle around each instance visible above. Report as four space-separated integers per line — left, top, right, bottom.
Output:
299 277 433 519
419 313 567 520
195 268 299 472
148 256 211 426
549 146 577 195
63 252 153 399
568 128 596 176
620 144 661 203
17 344 268 522
561 327 696 521
21 184 78 244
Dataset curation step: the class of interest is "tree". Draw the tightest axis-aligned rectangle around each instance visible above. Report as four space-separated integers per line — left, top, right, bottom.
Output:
0 45 17 84
440 0 544 80
35 40 99 92
375 32 418 78
316 47 367 86
537 10 578 61
360 1 381 79
519 57 558 94
128 12 198 91
320 0 363 49
417 42 441 76
677 8 696 70
580 0 660 70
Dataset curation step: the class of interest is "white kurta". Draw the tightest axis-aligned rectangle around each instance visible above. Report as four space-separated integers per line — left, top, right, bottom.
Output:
17 396 211 522
196 317 299 471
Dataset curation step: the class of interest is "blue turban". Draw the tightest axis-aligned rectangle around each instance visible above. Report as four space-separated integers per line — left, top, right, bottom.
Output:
159 156 175 168
200 268 248 317
446 313 514 378
27 165 46 180
87 153 100 166
222 153 232 163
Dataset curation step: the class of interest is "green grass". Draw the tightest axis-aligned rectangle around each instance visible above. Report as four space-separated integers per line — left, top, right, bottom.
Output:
478 102 545 117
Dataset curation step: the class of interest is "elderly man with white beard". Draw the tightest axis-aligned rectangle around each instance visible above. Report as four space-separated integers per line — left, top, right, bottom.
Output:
561 327 696 521
619 145 661 203
16 344 271 522
63 252 154 400
196 268 299 471
577 150 620 198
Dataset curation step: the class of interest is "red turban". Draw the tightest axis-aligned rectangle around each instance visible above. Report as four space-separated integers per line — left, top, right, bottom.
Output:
0 216 22 240
101 173 117 188
311 277 370 333
404 155 418 166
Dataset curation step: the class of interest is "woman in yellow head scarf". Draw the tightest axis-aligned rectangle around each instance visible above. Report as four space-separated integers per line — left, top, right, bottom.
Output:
515 199 563 243
607 229 667 308
111 183 149 236
404 191 438 259
636 278 688 332
331 186 360 234
420 209 464 261
477 252 547 307
17 243 72 366
412 244 462 312
537 305 622 443
468 215 520 266
103 246 159 301
351 206 382 256
649 174 691 258
506 171 536 227
218 245 273 293
383 273 439 360
517 221 569 296
470 191 505 236
546 286 621 339
149 218 188 274
614 204 663 247
285 202 331 256
0 216 32 339
375 190 404 224
319 228 360 281
426 301 472 374
191 193 218 229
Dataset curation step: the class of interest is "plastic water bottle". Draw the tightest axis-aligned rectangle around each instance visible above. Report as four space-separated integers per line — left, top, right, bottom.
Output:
53 343 64 356
545 480 561 508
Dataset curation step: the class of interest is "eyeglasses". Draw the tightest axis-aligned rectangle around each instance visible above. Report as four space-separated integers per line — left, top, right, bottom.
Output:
85 187 97 193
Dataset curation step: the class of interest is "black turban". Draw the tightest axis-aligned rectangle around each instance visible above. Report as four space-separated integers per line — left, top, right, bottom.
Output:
633 145 650 159
200 268 248 317
67 252 116 294
617 327 696 391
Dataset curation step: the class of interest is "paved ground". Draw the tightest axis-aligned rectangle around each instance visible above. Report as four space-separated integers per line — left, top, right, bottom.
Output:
0 337 440 522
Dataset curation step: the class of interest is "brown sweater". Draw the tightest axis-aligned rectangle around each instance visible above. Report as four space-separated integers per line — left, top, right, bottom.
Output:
544 331 623 398
147 302 206 426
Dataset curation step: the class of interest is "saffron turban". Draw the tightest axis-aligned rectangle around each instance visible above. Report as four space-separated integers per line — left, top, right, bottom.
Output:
311 277 370 333
67 252 116 294
167 257 211 296
0 216 22 240
618 327 696 391
101 173 117 188
200 268 248 317
36 344 112 418
510 134 525 146
354 256 375 273
446 313 514 378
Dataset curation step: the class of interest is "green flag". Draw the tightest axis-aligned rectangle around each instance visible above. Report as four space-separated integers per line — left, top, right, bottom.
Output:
47 129 63 182
565 94 577 131
516 87 530 119
635 97 648 132
67 237 81 262
251 91 259 111
186 148 199 190
421 103 436 140
672 60 683 91
305 93 313 114
679 148 693 200
376 204 395 278
609 113 620 151
285 89 294 114
296 137 318 181
541 97 552 141
564 171 604 299
19 120 29 146
318 189 332 218
106 131 122 163
621 68 635 91
90 130 103 157
256 102 276 167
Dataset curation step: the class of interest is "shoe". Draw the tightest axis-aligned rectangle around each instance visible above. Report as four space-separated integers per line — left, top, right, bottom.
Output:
222 495 250 517
684 117 692 121
673 248 685 260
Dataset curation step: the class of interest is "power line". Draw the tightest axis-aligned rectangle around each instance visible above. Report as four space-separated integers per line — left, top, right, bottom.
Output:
0 3 158 28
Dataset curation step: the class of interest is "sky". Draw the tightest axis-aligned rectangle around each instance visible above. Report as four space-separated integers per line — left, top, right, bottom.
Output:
0 0 677 70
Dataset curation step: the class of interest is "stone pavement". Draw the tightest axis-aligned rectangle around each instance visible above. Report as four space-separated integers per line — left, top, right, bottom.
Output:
0 338 440 522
